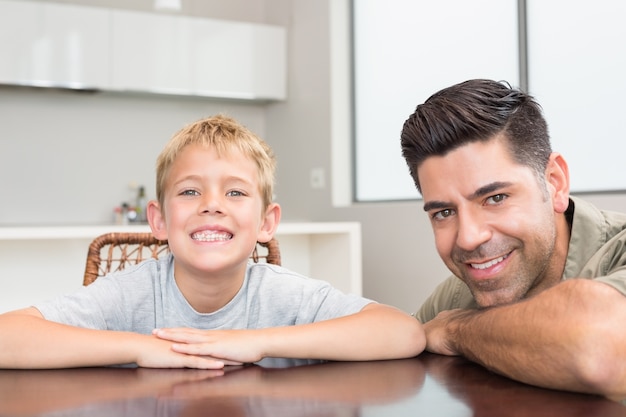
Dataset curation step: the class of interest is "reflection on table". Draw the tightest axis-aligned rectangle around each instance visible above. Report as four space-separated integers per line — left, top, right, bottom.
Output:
0 353 624 417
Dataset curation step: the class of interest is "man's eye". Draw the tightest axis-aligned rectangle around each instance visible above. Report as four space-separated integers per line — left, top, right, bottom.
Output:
487 194 507 204
432 208 454 220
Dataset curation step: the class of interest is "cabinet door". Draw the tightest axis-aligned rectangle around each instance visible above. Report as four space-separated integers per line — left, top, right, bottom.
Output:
191 18 286 100
0 0 39 85
110 10 192 94
0 0 109 88
39 3 110 88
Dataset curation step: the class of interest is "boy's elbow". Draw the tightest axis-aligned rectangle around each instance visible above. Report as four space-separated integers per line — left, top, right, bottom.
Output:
408 318 427 357
390 315 426 358
361 303 426 358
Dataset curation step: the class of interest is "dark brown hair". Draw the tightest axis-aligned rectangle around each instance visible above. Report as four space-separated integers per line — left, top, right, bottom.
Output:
400 79 551 192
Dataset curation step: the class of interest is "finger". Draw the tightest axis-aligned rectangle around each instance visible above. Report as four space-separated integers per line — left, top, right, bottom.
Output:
180 356 227 370
153 328 208 343
182 354 243 368
173 345 245 366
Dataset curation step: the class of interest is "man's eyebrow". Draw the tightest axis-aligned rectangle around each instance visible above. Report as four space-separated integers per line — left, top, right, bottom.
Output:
469 181 513 200
422 181 513 212
423 200 450 212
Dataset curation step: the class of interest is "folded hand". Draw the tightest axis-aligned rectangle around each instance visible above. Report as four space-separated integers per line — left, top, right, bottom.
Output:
153 328 264 365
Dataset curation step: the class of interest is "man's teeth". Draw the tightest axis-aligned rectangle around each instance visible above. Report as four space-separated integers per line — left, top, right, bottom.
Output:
191 231 233 241
471 255 506 270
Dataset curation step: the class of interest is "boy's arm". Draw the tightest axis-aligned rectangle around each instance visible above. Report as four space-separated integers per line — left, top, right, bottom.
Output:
154 303 426 362
422 279 626 398
0 307 229 369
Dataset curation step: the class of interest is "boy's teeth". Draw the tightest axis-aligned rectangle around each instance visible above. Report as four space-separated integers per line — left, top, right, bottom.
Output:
191 231 232 241
471 255 506 270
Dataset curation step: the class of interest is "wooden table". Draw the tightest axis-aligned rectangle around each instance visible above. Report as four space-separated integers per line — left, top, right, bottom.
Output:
0 353 624 417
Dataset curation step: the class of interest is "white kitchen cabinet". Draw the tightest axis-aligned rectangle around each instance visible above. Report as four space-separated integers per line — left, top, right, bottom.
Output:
111 10 193 95
190 18 287 100
111 10 286 100
0 0 110 89
0 1 39 85
0 222 361 313
0 0 286 101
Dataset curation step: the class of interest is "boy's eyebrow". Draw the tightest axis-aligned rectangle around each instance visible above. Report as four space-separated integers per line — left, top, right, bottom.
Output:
422 181 513 212
172 174 255 187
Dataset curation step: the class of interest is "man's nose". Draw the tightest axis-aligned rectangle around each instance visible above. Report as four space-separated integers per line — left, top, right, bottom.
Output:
455 208 491 251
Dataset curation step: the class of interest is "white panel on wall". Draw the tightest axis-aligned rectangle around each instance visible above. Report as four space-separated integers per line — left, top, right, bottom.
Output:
527 0 626 193
353 0 519 201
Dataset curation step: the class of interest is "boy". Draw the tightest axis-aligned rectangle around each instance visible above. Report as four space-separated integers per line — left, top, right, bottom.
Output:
0 115 425 369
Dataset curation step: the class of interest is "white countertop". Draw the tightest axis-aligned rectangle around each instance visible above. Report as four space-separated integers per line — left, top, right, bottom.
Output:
0 222 360 240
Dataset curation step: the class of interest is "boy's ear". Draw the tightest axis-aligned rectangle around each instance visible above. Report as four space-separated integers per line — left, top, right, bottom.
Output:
257 203 281 243
147 200 168 240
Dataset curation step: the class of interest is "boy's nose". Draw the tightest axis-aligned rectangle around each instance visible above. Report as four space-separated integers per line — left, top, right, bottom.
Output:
200 194 224 214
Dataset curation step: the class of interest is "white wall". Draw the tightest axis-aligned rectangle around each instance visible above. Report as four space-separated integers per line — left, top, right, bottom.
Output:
4 0 626 314
0 89 266 224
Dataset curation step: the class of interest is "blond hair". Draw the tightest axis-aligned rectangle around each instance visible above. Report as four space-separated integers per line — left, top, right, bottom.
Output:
156 114 276 210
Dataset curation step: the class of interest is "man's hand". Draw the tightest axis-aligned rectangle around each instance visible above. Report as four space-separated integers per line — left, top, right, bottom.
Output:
423 309 475 356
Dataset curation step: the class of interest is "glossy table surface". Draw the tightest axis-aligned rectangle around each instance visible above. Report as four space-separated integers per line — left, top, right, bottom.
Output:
0 353 624 417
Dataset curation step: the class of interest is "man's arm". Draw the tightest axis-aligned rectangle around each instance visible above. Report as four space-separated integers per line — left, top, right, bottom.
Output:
154 303 426 362
423 279 626 397
0 307 229 369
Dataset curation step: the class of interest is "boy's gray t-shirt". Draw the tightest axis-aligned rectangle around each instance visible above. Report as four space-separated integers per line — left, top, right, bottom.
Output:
35 254 372 333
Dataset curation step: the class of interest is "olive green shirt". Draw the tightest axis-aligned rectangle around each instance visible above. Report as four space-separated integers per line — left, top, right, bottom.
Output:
415 196 626 322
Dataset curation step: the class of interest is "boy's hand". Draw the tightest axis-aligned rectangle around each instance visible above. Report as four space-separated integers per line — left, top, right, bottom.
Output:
135 334 239 369
153 328 264 364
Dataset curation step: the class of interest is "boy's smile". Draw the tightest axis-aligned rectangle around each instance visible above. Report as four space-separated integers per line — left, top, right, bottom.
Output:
190 228 233 242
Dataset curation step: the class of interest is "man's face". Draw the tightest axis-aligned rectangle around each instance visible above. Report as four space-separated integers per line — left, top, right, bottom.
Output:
418 136 563 308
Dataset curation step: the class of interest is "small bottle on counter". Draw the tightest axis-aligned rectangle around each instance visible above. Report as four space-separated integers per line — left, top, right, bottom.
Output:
120 203 130 225
135 186 147 223
114 205 123 225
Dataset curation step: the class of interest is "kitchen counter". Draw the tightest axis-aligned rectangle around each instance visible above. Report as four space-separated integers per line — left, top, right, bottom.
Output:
0 222 362 313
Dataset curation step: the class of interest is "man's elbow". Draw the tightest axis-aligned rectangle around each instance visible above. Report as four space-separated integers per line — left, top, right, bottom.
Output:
575 348 626 398
570 317 626 397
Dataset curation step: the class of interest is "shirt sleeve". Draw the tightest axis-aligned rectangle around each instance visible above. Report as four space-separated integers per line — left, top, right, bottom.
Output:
33 260 160 332
414 275 477 323
34 276 127 330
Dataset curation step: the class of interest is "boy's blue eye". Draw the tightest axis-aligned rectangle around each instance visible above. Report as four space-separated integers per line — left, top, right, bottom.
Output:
227 190 245 197
181 189 199 196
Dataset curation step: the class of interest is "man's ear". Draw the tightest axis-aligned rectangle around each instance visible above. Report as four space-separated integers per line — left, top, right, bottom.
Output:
545 152 570 213
147 200 168 240
257 203 281 243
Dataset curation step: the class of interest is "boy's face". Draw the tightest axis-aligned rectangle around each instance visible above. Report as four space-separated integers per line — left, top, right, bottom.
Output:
417 136 569 308
150 143 278 278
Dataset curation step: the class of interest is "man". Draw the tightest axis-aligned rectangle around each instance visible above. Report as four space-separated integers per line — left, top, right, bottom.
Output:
400 79 626 398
